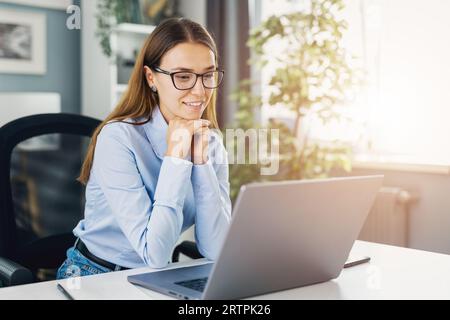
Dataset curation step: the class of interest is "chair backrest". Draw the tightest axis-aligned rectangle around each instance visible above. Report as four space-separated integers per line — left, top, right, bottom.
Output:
0 113 100 280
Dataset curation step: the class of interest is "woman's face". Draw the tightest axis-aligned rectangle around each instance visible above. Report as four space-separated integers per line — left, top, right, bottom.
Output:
145 42 216 122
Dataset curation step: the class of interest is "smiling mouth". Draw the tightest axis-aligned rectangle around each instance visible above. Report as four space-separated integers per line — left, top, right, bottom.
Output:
183 101 204 108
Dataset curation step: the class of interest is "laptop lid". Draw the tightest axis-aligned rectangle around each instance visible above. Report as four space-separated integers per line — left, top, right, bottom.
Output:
202 175 383 299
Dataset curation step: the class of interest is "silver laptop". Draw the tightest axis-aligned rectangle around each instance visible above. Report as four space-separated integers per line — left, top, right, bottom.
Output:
128 175 383 299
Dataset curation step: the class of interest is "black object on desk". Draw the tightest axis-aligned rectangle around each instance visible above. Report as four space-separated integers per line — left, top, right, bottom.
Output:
344 256 371 268
57 283 74 300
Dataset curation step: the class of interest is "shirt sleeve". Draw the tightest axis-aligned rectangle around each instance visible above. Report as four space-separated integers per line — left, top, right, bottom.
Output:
191 134 232 260
93 125 192 268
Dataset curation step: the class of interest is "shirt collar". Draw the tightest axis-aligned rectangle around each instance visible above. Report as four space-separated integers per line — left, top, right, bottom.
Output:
144 106 168 160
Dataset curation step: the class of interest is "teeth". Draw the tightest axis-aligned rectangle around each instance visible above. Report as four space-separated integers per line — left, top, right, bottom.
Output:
184 102 203 107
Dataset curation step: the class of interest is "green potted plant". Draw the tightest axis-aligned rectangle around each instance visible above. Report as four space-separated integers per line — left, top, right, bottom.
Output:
227 0 363 203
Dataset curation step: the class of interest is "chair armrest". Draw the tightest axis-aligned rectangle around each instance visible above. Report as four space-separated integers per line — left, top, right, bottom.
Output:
172 241 204 263
0 256 34 287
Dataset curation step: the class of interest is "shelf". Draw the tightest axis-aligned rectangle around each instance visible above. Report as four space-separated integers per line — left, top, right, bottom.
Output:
114 23 156 35
108 23 156 111
352 154 450 175
115 84 128 92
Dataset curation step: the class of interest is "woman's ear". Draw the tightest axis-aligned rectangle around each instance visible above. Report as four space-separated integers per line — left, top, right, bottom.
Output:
144 65 155 88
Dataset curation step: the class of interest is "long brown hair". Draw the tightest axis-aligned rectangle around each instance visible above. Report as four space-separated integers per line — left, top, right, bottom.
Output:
78 18 220 185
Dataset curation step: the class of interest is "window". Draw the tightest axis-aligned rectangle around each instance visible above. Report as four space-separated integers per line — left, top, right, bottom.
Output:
257 0 450 164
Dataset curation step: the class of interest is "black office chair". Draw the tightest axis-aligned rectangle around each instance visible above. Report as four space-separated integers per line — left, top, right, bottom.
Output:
0 113 101 287
0 113 201 288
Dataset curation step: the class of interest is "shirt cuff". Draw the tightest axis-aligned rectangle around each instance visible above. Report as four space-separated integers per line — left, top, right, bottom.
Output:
154 156 193 208
192 161 220 196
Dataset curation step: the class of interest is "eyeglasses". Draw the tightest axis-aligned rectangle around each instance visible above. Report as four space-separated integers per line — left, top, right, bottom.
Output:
150 65 225 90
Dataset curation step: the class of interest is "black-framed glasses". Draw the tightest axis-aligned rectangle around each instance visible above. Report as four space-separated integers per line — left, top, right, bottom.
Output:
150 65 224 90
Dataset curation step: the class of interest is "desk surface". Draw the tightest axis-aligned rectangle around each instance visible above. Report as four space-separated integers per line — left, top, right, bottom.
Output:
1 240 450 300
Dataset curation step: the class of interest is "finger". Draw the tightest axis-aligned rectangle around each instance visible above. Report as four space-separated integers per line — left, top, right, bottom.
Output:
200 127 210 135
192 129 209 147
201 128 210 141
193 126 205 135
194 119 210 127
193 130 210 144
191 119 210 131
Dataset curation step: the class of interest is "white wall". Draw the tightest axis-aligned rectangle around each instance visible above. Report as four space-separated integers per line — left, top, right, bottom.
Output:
81 0 111 120
0 93 60 126
336 166 450 255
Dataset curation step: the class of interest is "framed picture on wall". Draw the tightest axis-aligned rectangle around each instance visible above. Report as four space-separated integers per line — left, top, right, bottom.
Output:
0 0 72 10
0 8 46 74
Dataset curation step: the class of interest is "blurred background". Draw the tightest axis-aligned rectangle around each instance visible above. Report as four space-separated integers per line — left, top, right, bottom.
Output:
1 0 450 265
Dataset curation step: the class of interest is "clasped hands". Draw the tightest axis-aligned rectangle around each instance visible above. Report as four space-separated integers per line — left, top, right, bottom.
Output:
165 117 210 165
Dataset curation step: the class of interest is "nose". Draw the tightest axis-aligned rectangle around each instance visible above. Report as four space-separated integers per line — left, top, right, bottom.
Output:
190 75 206 96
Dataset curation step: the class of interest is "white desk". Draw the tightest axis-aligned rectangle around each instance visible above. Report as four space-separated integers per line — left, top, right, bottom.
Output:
1 240 450 300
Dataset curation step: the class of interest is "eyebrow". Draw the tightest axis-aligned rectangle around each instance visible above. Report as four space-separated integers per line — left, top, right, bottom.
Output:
171 65 216 72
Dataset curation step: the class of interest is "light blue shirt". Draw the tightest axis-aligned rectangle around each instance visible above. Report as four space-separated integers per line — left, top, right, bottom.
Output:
73 106 232 269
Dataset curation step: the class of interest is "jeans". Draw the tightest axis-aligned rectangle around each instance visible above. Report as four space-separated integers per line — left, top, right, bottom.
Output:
56 246 113 280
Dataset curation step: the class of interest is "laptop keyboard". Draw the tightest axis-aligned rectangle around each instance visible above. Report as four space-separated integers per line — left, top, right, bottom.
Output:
175 277 208 292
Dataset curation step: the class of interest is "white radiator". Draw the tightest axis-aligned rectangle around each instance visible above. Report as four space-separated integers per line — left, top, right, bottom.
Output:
358 187 415 247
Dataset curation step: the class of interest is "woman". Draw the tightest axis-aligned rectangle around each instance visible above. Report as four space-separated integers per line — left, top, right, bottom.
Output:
57 18 231 279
